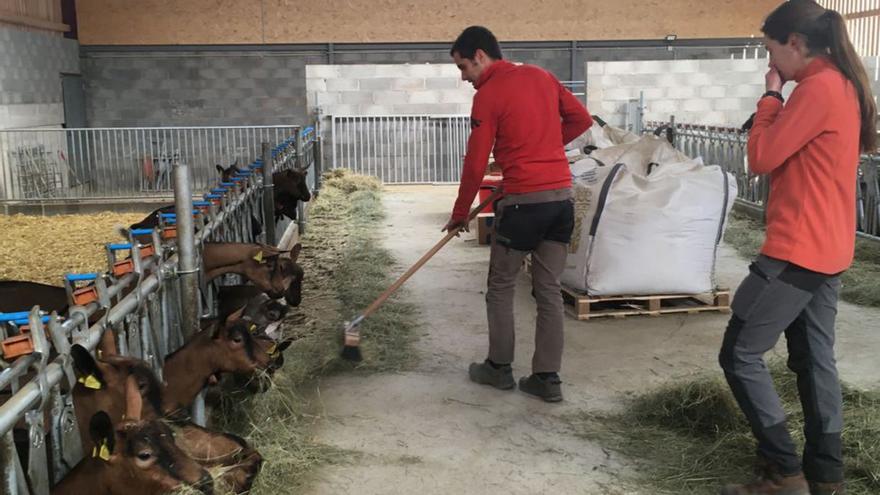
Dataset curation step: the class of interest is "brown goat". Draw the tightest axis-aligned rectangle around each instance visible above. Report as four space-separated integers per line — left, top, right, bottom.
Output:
161 318 261 415
203 242 303 305
69 345 263 494
53 377 213 495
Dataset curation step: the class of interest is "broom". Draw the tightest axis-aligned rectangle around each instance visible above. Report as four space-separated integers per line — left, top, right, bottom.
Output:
340 187 503 362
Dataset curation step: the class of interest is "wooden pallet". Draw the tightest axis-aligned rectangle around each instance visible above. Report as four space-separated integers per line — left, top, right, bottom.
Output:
561 285 730 321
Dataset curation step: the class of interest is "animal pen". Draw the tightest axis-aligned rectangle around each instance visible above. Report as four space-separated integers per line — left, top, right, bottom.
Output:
0 124 321 494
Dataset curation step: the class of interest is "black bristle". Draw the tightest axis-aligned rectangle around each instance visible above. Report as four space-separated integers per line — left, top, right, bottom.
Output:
340 345 363 362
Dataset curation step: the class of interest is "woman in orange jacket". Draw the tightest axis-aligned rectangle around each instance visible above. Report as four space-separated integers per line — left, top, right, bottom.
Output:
718 1 877 495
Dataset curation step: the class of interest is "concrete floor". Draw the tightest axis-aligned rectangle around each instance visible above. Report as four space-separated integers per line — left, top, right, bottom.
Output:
306 185 880 495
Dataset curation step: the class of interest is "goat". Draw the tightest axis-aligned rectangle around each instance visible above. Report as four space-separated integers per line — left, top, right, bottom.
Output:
53 375 214 494
69 345 263 494
217 163 311 222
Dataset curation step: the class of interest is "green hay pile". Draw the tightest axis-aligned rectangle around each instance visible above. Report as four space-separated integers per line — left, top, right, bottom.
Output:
567 361 880 494
208 168 419 494
724 211 880 307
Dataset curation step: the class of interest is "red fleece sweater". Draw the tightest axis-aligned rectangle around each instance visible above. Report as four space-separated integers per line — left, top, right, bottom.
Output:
451 60 593 221
748 57 862 274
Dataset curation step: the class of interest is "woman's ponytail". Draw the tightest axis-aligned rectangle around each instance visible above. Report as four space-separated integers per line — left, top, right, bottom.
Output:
824 9 878 153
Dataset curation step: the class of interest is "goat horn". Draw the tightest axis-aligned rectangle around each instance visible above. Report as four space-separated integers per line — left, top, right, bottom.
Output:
124 375 143 421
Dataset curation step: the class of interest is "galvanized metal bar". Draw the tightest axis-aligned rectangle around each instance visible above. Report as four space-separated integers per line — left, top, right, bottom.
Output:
262 142 276 245
174 160 198 341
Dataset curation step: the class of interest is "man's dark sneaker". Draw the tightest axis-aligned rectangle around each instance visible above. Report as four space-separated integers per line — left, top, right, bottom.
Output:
808 481 845 495
468 360 515 390
518 373 563 402
720 462 809 495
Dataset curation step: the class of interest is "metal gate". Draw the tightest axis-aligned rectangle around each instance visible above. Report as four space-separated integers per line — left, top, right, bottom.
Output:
330 115 470 183
0 126 299 201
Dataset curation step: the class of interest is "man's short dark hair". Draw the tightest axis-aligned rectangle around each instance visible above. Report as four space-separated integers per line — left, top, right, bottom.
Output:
450 26 503 60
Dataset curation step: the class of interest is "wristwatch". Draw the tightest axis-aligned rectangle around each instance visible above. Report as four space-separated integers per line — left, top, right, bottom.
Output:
762 90 784 103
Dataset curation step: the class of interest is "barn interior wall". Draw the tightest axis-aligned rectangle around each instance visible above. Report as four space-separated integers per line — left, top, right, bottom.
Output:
0 24 80 129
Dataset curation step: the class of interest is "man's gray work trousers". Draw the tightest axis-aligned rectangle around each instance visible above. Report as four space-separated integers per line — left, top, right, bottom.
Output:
486 188 574 374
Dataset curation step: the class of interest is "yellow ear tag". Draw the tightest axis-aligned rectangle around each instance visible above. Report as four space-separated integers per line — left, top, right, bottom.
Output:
249 324 257 334
98 440 111 461
97 349 103 359
267 344 278 358
78 374 102 390
252 251 264 263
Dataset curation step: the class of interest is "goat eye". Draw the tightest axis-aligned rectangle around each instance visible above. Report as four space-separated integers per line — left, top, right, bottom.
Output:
138 452 152 461
232 335 243 344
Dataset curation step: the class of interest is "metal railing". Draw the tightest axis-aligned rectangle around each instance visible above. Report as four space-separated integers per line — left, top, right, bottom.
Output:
330 114 469 184
0 125 317 494
644 119 880 237
0 125 299 201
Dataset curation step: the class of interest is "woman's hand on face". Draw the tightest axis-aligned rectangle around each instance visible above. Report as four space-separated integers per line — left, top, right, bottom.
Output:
765 67 785 93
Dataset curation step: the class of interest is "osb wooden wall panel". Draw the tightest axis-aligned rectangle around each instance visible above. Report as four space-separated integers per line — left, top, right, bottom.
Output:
77 0 780 45
1 0 65 33
75 0 263 44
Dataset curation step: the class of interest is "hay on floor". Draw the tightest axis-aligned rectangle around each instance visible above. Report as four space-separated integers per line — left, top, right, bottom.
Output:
0 212 147 285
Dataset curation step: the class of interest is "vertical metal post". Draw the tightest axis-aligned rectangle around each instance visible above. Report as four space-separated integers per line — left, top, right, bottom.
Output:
314 135 323 194
2 431 18 495
192 390 206 426
173 161 198 340
262 142 276 245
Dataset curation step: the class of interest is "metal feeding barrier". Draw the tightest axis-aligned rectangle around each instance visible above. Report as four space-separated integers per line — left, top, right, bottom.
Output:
0 125 319 494
645 118 880 239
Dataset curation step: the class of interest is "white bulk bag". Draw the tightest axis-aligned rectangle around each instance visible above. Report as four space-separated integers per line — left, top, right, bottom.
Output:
561 135 737 296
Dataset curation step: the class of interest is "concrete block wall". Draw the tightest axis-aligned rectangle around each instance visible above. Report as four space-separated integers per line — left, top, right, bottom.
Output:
588 56 880 128
587 58 769 128
81 43 758 128
81 51 325 127
306 64 475 116
0 26 80 129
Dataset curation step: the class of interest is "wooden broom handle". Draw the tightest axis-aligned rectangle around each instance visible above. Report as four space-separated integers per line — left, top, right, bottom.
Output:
360 188 502 320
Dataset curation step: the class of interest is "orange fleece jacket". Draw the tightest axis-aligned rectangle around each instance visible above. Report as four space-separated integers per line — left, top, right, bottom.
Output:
748 57 862 274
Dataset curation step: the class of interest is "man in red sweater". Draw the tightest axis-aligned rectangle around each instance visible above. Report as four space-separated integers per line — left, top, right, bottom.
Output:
443 26 592 402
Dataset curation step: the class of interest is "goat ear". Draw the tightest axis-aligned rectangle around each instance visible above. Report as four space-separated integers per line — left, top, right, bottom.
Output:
88 412 116 460
252 250 266 264
124 375 143 422
71 345 105 390
216 164 224 174
290 243 302 261
276 339 293 353
225 305 246 324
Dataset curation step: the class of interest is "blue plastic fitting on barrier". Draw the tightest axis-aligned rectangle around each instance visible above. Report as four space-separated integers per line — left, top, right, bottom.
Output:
235 170 253 176
12 316 50 325
160 213 177 219
231 177 244 182
130 228 153 235
220 181 234 187
205 193 221 199
66 273 97 282
211 188 227 194
108 243 133 250
163 217 177 224
0 312 33 322
192 201 210 207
